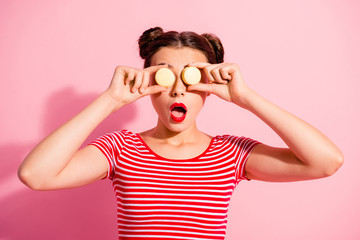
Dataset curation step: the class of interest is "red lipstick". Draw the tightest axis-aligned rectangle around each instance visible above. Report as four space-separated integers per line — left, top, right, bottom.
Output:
170 103 187 122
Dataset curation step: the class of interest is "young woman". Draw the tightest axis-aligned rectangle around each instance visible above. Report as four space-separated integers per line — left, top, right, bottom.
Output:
18 27 343 239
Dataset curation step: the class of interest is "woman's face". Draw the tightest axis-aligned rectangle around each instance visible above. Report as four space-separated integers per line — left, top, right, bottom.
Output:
150 46 209 133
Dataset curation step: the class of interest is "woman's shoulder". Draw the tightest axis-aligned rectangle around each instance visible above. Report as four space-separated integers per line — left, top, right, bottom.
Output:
212 133 259 146
97 129 138 140
213 133 245 141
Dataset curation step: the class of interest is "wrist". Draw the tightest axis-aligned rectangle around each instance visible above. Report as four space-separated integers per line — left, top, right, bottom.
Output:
232 87 258 110
100 91 124 113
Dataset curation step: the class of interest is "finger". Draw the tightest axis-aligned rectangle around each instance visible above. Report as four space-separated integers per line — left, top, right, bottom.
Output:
140 71 150 93
211 67 228 84
220 66 232 81
201 65 217 83
113 66 128 83
125 68 136 84
132 71 143 93
187 83 213 94
188 63 221 83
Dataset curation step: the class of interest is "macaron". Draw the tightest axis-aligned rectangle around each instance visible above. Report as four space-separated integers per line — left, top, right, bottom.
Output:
182 67 201 85
155 68 175 87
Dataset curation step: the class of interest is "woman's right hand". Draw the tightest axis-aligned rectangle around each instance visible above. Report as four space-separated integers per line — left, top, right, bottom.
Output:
104 65 168 111
18 65 168 190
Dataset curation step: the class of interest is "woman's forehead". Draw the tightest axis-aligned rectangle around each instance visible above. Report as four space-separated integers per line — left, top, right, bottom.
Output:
150 47 208 66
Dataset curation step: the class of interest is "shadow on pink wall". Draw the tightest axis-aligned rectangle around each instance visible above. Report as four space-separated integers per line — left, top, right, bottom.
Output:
0 88 136 239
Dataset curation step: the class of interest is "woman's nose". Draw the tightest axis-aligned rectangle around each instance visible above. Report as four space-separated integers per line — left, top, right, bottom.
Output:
170 76 186 97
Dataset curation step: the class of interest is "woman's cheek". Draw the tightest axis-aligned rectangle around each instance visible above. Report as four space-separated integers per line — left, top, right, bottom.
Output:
150 94 168 115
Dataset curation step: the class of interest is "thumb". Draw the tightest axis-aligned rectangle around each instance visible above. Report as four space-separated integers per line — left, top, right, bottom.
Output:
187 83 213 94
143 85 167 96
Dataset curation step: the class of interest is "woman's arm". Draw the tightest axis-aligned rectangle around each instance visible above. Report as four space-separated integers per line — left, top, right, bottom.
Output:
18 93 116 190
237 88 343 181
188 62 343 182
18 65 167 190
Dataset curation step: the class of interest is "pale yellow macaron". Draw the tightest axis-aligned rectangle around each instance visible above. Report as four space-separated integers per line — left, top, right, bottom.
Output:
182 67 201 85
155 68 175 87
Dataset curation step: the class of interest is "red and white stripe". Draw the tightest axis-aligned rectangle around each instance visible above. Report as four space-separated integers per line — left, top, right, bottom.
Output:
91 130 259 240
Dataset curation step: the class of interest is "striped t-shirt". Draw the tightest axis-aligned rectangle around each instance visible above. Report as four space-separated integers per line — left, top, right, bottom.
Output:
90 129 259 240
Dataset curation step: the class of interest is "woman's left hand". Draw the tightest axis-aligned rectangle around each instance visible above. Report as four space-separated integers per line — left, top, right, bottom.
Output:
187 62 251 108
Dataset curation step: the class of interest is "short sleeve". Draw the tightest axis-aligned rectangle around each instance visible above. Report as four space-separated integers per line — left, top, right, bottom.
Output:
89 131 123 180
233 136 260 184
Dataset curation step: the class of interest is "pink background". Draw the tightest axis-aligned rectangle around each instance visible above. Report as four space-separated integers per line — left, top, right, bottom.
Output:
1 0 359 239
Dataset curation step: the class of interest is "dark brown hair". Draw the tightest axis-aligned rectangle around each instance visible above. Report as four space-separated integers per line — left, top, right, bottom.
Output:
138 27 224 68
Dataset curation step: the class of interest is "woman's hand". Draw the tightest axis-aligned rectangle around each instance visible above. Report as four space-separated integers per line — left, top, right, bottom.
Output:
187 62 252 108
188 63 343 182
18 64 168 191
104 65 167 111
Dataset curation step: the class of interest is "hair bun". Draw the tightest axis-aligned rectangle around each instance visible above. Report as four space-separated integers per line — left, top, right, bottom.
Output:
202 33 224 63
138 27 164 59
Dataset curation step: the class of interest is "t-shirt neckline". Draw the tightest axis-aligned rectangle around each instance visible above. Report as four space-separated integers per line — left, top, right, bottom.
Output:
135 133 217 161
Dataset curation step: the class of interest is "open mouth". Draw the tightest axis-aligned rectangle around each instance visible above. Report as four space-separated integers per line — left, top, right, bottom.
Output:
170 102 187 122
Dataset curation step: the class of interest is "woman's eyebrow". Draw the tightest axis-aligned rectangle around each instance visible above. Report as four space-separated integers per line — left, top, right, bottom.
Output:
157 63 171 67
157 63 189 68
